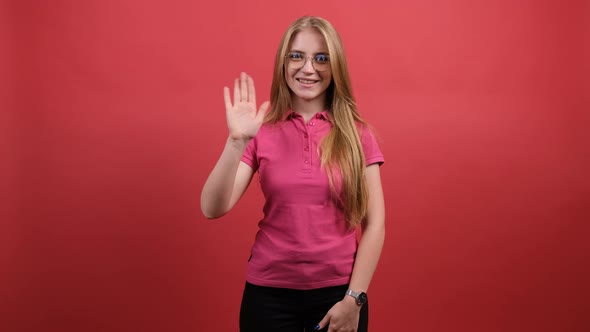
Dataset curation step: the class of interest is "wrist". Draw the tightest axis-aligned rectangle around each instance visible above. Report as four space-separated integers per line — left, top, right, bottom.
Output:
227 136 250 149
342 295 360 307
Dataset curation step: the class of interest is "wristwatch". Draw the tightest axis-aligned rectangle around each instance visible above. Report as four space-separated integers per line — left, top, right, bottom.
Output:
345 289 368 306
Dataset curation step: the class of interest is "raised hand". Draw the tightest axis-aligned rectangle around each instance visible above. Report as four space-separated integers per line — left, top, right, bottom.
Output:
224 72 270 141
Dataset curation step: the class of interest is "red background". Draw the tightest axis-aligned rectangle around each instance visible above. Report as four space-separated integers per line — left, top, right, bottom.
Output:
2 0 589 331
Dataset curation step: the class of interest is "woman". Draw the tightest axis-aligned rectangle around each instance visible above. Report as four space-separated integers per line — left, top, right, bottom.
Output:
201 16 385 332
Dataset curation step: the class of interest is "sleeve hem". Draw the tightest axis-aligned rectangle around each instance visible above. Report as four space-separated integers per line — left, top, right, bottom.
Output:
366 156 384 167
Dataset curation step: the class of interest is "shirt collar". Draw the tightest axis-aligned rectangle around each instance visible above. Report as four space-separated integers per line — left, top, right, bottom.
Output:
283 110 331 122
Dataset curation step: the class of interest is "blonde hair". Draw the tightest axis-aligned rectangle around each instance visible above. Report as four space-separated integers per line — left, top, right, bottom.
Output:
266 16 368 229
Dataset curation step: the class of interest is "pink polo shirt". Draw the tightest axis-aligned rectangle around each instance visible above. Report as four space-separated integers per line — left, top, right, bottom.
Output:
240 111 384 290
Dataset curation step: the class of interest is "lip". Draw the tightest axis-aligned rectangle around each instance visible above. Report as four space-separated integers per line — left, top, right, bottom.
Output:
296 78 319 87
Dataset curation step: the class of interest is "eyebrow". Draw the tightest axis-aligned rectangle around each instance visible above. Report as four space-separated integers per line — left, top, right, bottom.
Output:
289 49 329 55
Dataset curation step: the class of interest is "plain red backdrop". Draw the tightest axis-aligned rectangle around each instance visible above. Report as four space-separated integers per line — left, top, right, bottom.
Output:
2 0 589 331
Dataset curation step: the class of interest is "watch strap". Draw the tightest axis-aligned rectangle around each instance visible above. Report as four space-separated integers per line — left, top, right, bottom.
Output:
346 289 360 298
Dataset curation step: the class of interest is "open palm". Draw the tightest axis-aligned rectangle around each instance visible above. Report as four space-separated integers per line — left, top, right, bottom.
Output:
224 72 270 141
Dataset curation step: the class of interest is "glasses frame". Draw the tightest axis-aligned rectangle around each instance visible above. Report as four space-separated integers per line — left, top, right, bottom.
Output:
285 52 331 72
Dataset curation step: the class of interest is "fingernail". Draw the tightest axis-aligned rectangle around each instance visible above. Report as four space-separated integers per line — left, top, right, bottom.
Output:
314 324 320 330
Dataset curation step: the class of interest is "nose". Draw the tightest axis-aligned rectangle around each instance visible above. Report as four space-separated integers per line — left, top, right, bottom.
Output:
301 56 316 73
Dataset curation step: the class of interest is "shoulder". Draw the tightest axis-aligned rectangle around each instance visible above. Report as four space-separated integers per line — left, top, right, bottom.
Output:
251 121 287 145
356 122 385 165
258 121 284 136
355 122 379 142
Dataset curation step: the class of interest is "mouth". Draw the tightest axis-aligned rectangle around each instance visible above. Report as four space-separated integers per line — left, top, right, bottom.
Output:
296 78 319 85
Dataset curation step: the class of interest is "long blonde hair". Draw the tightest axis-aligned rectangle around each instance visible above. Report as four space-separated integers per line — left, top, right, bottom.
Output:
266 16 368 229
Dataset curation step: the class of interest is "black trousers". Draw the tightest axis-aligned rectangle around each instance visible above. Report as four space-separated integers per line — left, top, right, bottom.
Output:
239 282 369 332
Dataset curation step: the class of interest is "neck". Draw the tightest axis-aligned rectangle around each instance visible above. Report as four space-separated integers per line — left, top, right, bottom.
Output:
292 97 326 123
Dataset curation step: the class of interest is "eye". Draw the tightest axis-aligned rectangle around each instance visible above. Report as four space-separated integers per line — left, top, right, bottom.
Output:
314 54 329 63
288 52 303 60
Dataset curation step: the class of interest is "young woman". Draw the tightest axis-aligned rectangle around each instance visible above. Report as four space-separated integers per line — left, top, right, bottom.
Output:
201 16 385 332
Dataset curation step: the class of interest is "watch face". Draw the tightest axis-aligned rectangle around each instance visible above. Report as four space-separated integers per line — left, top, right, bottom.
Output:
357 292 368 305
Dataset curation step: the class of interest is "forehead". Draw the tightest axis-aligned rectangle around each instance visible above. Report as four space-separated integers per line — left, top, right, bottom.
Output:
289 28 328 52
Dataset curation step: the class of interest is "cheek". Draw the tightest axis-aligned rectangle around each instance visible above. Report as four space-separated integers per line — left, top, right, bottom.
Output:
321 74 332 89
285 69 297 87
286 77 296 91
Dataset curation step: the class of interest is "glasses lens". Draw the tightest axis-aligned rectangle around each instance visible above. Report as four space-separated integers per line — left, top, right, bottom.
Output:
287 52 304 70
313 54 330 72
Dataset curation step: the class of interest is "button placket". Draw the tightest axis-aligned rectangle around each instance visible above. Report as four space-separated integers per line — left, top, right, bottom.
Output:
303 122 313 169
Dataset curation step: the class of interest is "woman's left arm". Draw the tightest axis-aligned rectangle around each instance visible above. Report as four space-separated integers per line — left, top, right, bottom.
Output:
347 163 386 295
316 163 385 331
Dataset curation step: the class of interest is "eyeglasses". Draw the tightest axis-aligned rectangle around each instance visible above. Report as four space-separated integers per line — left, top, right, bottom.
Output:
285 52 330 72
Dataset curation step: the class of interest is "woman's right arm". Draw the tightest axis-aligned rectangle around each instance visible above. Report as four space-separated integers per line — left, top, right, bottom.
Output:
200 72 269 219
200 139 254 219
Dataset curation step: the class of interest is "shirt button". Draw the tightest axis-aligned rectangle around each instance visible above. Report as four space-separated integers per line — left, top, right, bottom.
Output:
310 122 315 126
304 160 309 164
304 147 309 151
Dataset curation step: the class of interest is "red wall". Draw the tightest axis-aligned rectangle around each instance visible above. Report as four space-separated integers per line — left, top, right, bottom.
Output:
2 1 589 331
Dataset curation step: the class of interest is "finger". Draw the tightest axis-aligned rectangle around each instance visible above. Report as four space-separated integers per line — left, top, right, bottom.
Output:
224 87 232 111
240 72 248 102
256 101 270 123
234 78 240 105
234 78 240 104
315 314 330 331
248 75 256 105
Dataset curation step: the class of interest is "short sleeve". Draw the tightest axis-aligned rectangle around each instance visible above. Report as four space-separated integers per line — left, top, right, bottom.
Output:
360 125 385 166
241 136 259 170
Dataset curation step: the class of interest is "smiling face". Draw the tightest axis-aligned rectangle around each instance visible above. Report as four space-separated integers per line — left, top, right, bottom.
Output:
285 28 332 109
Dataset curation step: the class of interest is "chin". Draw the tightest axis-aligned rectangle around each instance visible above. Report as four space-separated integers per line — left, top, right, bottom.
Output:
299 93 319 100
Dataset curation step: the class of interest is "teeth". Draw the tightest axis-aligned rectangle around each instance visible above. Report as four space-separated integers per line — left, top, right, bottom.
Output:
298 79 316 84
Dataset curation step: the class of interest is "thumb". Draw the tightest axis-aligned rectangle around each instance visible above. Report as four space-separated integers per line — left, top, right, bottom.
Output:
314 313 330 331
256 101 270 122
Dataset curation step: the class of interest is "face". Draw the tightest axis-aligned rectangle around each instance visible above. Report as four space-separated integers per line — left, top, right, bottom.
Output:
285 28 332 107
